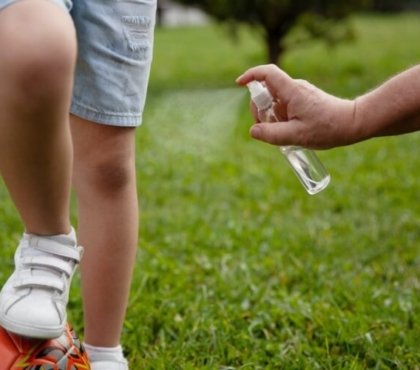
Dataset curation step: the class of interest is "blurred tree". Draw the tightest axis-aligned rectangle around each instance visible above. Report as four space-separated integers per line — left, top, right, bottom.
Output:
170 0 371 64
372 0 420 12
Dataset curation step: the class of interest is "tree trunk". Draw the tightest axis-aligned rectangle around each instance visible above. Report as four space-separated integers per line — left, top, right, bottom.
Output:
266 30 284 65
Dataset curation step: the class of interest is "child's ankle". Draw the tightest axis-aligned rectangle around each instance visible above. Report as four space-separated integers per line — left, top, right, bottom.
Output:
83 343 126 362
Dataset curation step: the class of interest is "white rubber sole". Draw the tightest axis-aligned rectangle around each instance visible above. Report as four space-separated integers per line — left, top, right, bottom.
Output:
0 311 65 339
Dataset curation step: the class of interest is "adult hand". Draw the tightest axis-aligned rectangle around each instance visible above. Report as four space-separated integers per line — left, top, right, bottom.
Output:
237 64 360 149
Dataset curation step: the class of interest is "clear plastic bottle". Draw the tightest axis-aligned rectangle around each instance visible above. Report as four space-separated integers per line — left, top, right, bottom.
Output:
247 81 330 195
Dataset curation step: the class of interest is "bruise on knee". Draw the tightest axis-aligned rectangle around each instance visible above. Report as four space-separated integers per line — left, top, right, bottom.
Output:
73 158 134 200
92 162 133 196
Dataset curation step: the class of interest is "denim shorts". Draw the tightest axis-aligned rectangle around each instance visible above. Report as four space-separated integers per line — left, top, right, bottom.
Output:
0 0 157 127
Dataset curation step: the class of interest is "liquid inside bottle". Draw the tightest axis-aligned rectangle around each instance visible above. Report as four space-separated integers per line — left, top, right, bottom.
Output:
247 80 330 195
280 146 330 195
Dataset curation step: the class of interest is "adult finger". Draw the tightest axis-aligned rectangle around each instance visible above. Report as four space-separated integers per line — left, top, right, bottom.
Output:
236 64 295 102
249 121 298 146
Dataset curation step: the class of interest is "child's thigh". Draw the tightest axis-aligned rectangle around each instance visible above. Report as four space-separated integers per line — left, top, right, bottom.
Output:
0 0 69 13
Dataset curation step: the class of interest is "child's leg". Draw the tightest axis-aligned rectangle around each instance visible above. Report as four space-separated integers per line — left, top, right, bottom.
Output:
71 115 138 347
0 0 81 339
0 0 76 235
69 0 156 364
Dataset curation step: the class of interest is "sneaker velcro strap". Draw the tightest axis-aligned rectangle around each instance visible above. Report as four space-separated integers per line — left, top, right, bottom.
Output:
29 237 82 262
21 256 75 276
13 274 65 292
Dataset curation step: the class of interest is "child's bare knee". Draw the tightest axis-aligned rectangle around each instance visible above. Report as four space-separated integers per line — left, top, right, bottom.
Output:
76 156 134 199
93 162 133 195
14 32 76 100
0 1 76 101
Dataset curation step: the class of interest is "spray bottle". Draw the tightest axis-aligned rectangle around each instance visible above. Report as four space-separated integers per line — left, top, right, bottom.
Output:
247 81 330 195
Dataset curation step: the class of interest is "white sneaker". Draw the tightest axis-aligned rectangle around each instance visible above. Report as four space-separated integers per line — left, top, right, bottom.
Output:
90 359 129 370
0 229 82 339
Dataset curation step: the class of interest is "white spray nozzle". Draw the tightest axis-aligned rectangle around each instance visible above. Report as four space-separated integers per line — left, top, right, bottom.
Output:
246 81 273 110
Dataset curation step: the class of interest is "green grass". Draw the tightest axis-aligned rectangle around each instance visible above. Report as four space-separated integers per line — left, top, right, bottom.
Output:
1 13 420 369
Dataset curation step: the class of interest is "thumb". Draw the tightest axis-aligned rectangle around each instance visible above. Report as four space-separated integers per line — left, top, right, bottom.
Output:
250 122 296 146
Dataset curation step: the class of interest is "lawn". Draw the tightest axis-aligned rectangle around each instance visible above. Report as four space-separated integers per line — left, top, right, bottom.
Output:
1 13 420 370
